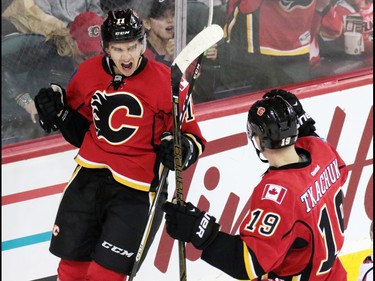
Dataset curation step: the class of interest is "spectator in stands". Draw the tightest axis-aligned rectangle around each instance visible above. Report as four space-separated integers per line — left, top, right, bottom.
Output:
1 11 104 145
220 0 331 92
143 0 220 103
309 3 342 68
2 0 104 59
314 0 373 60
143 0 218 64
33 0 104 26
143 0 176 66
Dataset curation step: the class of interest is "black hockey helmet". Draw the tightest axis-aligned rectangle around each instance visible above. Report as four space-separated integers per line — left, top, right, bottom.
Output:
101 9 145 46
247 95 298 149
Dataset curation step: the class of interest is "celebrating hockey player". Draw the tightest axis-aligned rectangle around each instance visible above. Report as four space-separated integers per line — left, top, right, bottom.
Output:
34 9 206 280
162 89 348 280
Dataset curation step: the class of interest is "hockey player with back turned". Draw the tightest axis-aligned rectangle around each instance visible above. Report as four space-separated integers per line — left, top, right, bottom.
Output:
162 89 348 280
33 9 206 281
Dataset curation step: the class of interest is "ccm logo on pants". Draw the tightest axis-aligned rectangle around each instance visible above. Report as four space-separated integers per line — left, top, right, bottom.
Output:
102 240 134 258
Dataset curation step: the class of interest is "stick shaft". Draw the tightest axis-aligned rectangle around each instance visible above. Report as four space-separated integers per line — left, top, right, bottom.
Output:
128 167 169 281
171 64 187 281
171 5 219 281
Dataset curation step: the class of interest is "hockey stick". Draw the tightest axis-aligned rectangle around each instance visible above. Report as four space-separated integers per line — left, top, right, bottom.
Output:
128 167 169 281
171 23 223 281
128 24 223 281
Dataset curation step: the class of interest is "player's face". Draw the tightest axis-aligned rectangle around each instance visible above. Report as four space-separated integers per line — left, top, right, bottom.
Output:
107 40 144 76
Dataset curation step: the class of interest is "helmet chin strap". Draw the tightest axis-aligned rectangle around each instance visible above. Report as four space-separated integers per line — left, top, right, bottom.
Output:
256 149 268 163
135 38 146 69
136 55 143 69
250 137 268 163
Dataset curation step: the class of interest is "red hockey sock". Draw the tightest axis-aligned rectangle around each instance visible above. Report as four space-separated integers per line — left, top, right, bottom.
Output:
85 260 126 281
57 259 90 281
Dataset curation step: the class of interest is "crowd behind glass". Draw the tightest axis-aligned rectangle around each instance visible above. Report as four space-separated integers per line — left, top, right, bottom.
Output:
1 0 373 145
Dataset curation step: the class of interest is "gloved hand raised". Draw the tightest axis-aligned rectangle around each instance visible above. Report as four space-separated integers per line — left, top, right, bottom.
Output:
263 89 316 137
162 201 219 250
34 83 67 133
158 132 198 171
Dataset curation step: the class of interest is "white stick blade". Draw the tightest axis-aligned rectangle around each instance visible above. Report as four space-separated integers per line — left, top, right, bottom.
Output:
172 24 224 74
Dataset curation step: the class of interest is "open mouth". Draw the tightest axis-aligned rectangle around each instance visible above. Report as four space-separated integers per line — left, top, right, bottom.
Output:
121 62 132 70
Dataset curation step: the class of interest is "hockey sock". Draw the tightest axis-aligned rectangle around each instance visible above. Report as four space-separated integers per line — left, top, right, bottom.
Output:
57 259 90 281
85 260 126 281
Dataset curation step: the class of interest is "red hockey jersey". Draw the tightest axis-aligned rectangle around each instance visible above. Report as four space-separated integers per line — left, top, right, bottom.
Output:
238 136 348 280
225 0 315 55
66 55 206 191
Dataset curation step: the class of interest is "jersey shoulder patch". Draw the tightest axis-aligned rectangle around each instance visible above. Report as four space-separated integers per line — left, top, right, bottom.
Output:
261 184 288 205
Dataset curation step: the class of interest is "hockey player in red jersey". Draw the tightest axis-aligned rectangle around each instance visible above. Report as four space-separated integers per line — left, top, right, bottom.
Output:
163 89 348 280
33 9 206 281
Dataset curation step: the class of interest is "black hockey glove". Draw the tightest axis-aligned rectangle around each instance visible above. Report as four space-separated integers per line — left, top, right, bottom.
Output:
158 132 198 171
263 89 317 137
34 83 67 133
162 201 220 250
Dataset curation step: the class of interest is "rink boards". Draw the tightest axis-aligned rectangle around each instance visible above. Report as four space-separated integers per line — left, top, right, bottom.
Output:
2 71 373 281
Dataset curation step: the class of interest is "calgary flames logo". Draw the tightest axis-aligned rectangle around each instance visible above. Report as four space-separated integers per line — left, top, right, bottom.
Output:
52 224 60 236
91 91 143 145
279 0 313 11
257 107 266 116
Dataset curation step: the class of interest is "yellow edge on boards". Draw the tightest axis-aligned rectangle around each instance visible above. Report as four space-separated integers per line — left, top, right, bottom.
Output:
339 248 373 281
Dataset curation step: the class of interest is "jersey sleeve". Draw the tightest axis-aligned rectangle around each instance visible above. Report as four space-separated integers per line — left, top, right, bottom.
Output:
65 65 95 121
58 65 92 147
201 232 252 280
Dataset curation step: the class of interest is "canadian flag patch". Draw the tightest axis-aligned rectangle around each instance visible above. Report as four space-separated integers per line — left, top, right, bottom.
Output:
261 184 287 204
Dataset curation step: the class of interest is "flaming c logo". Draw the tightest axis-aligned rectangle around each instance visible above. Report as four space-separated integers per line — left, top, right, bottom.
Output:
52 224 60 236
257 107 265 116
91 91 143 145
279 0 313 11
88 25 101 38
